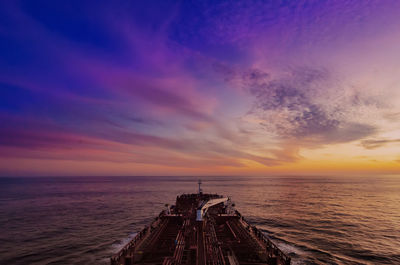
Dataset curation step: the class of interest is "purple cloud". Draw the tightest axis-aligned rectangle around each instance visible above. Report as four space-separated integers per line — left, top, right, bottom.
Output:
215 64 379 147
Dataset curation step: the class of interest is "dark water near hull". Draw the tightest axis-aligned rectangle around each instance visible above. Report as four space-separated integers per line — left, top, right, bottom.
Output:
0 176 399 265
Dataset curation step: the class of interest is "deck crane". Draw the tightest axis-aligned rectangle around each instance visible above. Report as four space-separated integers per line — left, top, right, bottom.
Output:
196 197 229 221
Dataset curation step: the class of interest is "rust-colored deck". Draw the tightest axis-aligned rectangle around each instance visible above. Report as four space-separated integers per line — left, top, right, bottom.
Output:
111 193 290 265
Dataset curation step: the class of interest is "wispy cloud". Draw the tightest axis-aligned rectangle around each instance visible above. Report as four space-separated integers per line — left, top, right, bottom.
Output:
215 64 379 148
361 139 400 150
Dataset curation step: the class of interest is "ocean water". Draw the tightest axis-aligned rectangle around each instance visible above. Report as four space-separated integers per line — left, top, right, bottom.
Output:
0 176 399 265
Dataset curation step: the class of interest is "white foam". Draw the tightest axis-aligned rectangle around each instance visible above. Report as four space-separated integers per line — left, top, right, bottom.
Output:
271 239 309 265
276 241 306 255
110 232 138 253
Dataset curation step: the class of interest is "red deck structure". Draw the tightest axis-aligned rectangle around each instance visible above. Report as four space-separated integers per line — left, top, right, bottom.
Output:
111 191 291 265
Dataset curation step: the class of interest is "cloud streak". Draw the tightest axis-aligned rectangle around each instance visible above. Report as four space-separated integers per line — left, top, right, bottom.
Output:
361 139 400 150
0 0 400 175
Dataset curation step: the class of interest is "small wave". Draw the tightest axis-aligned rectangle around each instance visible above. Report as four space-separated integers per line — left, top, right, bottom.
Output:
110 232 138 254
276 242 306 257
262 233 310 265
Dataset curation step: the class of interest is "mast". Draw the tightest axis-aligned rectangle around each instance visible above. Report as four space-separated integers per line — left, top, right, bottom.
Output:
198 179 202 194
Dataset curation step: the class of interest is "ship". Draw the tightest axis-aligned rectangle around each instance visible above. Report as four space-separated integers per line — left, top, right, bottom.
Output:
111 181 291 265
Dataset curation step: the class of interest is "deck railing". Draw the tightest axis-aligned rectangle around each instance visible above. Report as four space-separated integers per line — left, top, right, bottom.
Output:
110 214 164 265
235 211 291 265
110 227 147 265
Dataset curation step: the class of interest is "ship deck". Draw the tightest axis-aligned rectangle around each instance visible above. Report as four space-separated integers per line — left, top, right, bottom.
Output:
111 193 290 265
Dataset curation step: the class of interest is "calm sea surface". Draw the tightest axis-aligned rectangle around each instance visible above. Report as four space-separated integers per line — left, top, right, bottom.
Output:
0 176 399 265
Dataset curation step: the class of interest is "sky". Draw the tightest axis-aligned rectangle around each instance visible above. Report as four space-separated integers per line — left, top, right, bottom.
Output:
1 0 400 176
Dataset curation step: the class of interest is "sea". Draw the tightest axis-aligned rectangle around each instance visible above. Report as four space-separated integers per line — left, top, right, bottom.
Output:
0 176 399 265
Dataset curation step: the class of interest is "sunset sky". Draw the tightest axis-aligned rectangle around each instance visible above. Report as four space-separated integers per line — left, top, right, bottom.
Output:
1 0 400 176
